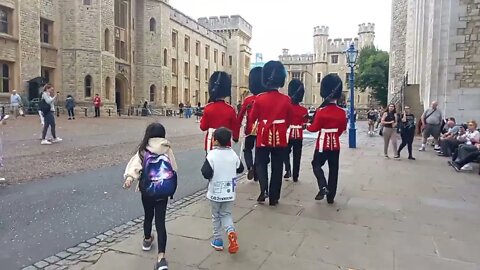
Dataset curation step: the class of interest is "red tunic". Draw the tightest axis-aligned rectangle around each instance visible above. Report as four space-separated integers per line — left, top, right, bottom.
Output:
307 103 347 152
237 95 257 136
200 101 240 151
249 91 292 148
288 104 309 140
93 96 101 108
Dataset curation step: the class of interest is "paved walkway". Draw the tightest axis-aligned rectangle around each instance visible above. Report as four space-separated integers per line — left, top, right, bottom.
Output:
31 132 480 270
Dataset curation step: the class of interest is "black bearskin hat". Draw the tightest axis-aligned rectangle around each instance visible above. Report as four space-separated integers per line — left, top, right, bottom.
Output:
249 67 265 95
288 79 305 104
208 71 232 101
320 73 343 100
261 61 286 90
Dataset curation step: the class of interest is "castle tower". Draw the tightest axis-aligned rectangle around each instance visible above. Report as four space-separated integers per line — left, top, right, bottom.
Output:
311 26 329 105
313 26 329 62
358 23 375 49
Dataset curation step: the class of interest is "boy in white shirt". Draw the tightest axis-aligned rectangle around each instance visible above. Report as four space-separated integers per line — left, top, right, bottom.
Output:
201 127 244 254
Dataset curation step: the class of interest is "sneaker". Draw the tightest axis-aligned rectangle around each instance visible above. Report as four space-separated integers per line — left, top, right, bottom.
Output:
52 137 63 143
434 146 441 151
418 146 425 151
41 139 52 145
227 231 239 254
394 154 400 159
283 171 291 179
154 258 168 270
211 238 224 251
247 168 254 180
448 161 461 172
461 164 473 171
142 235 154 251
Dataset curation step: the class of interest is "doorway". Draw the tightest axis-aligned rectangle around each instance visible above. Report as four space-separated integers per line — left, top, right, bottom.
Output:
115 75 128 111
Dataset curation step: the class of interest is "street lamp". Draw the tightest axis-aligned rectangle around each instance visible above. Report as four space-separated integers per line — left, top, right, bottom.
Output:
345 43 358 148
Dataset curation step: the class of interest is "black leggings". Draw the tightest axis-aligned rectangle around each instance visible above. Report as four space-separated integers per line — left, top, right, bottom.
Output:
398 129 415 157
67 109 75 118
142 195 168 254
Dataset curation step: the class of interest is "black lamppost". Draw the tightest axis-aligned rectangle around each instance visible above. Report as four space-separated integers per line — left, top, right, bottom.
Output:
345 43 359 148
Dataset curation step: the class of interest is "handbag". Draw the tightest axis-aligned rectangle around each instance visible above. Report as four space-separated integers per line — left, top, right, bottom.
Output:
18 107 24 116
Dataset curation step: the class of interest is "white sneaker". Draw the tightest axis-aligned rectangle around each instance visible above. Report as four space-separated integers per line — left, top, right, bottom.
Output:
41 139 52 145
52 137 63 143
461 164 473 171
418 146 425 151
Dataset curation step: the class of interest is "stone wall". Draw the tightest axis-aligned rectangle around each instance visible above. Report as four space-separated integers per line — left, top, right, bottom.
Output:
456 0 480 88
388 0 407 102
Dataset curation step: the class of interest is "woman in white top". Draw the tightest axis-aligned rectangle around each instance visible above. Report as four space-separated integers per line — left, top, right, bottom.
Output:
453 120 480 169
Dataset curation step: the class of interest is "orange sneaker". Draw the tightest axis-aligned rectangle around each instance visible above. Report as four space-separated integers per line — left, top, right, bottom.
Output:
227 231 239 254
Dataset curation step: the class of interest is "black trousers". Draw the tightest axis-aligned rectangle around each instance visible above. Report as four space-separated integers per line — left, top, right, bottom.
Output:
243 136 256 170
67 108 75 118
284 139 303 180
312 151 340 201
255 147 287 201
141 195 168 254
398 129 415 157
94 107 100 117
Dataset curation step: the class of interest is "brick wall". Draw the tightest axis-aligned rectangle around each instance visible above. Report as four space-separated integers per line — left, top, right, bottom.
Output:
456 0 480 88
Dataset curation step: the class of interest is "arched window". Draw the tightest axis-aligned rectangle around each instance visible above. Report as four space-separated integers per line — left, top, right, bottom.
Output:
105 77 111 100
149 84 156 102
104 29 110 51
163 86 168 104
85 75 92 98
149 18 156 32
163 49 168 66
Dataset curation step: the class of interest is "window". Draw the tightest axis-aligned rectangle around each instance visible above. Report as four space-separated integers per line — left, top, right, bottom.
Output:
245 56 250 69
114 0 127 29
172 86 178 105
85 75 93 98
205 45 209 60
83 0 91 5
205 68 209 81
331 55 339 64
204 91 208 104
172 58 177 75
345 73 350 84
292 72 302 81
1 63 10 93
150 85 156 102
221 53 225 66
41 67 54 84
40 19 53 44
184 88 189 103
214 49 218 63
184 36 189 52
184 62 189 77
195 41 200 56
229 56 233 66
317 73 322 83
195 65 199 79
163 49 167 66
105 77 111 99
104 29 110 51
149 18 156 32
172 31 177 48
163 86 168 103
0 6 11 34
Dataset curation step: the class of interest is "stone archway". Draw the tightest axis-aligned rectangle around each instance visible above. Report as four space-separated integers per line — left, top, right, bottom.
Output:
115 74 128 111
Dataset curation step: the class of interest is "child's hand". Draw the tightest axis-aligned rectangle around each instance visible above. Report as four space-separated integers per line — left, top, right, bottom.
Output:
123 178 133 189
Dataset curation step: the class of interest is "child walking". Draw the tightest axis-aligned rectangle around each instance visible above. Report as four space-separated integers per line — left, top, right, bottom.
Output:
123 123 178 270
201 127 244 253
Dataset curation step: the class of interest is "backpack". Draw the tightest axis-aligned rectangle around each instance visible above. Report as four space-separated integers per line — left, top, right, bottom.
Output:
38 98 51 115
139 151 177 200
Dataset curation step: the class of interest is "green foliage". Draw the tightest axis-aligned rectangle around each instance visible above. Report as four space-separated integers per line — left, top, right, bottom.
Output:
354 46 389 106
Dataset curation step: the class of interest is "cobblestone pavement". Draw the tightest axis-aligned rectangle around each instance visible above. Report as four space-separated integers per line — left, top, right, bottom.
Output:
0 115 203 184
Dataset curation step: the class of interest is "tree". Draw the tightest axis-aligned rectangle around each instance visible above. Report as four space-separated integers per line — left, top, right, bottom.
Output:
354 46 389 106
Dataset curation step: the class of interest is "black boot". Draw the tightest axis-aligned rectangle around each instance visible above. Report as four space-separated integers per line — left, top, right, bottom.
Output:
315 187 329 201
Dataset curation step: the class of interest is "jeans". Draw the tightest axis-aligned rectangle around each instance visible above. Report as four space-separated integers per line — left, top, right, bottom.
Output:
42 112 56 140
312 150 340 201
457 151 480 167
211 201 234 239
94 107 100 117
67 108 75 118
455 144 478 162
142 195 168 254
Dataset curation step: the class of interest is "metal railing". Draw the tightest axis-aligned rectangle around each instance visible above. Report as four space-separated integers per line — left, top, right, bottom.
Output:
389 72 408 109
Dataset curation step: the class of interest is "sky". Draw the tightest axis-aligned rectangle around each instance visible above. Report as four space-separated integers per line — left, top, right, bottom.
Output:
171 0 392 62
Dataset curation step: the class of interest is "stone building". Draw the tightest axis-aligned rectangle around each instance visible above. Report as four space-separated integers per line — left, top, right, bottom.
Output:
278 23 376 109
389 0 480 122
0 0 252 111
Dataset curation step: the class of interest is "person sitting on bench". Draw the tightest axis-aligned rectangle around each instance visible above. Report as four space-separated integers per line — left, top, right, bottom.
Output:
449 143 480 172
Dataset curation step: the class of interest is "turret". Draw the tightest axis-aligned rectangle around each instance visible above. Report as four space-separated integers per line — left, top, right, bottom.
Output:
358 23 375 49
313 26 329 62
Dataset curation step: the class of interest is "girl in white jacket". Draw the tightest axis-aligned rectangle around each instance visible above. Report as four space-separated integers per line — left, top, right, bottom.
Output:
123 123 177 270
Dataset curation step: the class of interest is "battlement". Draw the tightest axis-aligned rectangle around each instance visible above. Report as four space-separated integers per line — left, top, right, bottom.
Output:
279 53 314 63
358 22 375 34
327 38 359 52
197 15 252 37
314 25 329 36
170 9 227 46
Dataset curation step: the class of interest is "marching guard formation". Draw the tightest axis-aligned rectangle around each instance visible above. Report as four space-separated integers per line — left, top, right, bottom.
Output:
200 60 348 206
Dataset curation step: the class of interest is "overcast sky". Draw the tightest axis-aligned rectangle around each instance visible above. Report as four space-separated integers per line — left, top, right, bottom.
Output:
171 0 392 62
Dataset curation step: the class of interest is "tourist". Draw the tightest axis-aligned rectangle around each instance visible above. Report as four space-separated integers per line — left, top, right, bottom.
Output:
93 94 102 117
366 107 377 135
10 90 23 119
449 143 480 172
178 102 184 118
123 123 177 270
65 95 76 120
437 118 460 156
419 101 443 151
451 120 480 170
201 127 243 254
40 85 62 145
381 103 399 158
397 105 416 160
194 102 202 123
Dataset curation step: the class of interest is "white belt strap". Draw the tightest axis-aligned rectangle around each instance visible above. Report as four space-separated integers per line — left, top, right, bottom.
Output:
206 128 216 153
263 119 286 124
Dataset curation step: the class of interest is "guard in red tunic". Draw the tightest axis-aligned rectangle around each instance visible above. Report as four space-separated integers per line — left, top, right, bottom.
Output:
284 79 309 182
249 61 292 206
237 67 264 181
200 71 239 153
307 74 347 204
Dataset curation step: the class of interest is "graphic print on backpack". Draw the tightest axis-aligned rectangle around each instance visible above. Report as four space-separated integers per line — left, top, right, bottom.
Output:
141 152 177 200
